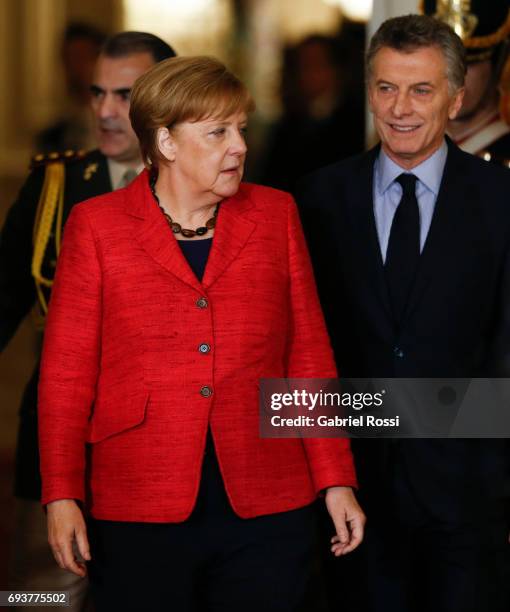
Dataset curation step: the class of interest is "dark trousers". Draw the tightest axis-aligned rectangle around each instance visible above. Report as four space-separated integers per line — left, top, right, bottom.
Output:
87 436 317 612
317 457 509 612
358 458 509 612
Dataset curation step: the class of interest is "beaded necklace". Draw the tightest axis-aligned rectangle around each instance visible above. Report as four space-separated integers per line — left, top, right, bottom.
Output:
149 175 218 238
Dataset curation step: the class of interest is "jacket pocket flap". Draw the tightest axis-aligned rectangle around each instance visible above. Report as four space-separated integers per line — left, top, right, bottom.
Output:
86 390 150 443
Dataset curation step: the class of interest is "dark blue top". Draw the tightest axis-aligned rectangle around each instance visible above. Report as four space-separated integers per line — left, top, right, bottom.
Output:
177 237 231 516
177 237 212 282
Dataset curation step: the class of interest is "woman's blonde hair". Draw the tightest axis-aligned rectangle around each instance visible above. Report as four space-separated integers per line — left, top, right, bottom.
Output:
129 56 255 167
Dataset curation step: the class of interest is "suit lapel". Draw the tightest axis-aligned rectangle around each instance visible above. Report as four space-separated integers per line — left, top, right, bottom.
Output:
402 140 470 323
130 172 202 292
344 147 393 323
202 187 255 289
129 172 255 292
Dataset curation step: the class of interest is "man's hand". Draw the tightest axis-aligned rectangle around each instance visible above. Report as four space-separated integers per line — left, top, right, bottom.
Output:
47 499 91 577
325 486 365 556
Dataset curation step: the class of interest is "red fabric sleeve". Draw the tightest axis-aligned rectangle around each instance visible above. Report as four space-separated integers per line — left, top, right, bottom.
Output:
38 204 102 506
285 194 358 491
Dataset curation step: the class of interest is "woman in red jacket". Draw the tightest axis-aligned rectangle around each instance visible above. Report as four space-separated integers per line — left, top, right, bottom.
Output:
38 56 364 611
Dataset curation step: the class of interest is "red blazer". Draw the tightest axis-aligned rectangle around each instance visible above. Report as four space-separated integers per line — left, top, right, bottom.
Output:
38 171 356 522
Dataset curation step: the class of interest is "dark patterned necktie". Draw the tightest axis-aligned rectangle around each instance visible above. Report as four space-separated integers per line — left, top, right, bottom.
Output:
385 173 420 323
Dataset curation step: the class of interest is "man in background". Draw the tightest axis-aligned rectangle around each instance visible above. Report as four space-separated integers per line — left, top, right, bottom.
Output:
260 30 366 191
35 23 107 154
423 0 510 164
1 31 175 611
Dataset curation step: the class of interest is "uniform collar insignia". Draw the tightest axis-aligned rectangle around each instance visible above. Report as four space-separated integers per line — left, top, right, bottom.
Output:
84 162 98 181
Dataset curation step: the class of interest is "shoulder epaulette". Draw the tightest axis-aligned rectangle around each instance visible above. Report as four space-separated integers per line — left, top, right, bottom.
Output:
30 149 87 170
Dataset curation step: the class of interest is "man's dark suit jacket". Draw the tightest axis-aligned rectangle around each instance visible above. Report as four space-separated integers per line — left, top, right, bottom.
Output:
0 149 111 499
296 139 510 521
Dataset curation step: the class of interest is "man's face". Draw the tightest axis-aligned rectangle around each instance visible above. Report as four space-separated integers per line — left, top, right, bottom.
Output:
90 52 155 164
368 46 464 168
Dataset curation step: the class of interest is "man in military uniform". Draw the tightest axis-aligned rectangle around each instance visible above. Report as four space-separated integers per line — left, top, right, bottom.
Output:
422 0 510 164
1 31 175 609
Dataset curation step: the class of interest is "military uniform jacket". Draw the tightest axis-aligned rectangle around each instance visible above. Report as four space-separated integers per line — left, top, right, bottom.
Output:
0 149 111 499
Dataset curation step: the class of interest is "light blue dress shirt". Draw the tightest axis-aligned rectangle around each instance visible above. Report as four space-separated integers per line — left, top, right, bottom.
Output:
373 140 448 263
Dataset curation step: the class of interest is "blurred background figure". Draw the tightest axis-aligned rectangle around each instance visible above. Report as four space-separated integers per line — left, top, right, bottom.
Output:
35 23 107 154
259 23 366 191
422 0 510 164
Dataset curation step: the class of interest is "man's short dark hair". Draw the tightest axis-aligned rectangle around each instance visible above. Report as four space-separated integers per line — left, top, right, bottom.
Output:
102 31 176 64
366 14 467 92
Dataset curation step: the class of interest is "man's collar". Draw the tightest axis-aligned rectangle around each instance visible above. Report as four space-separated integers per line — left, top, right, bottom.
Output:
376 140 448 195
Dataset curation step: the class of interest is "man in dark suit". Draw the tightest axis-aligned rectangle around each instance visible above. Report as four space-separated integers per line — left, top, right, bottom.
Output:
296 14 510 612
1 31 175 609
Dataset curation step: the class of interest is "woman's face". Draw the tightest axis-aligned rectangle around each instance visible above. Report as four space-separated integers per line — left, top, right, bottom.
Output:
165 111 248 200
